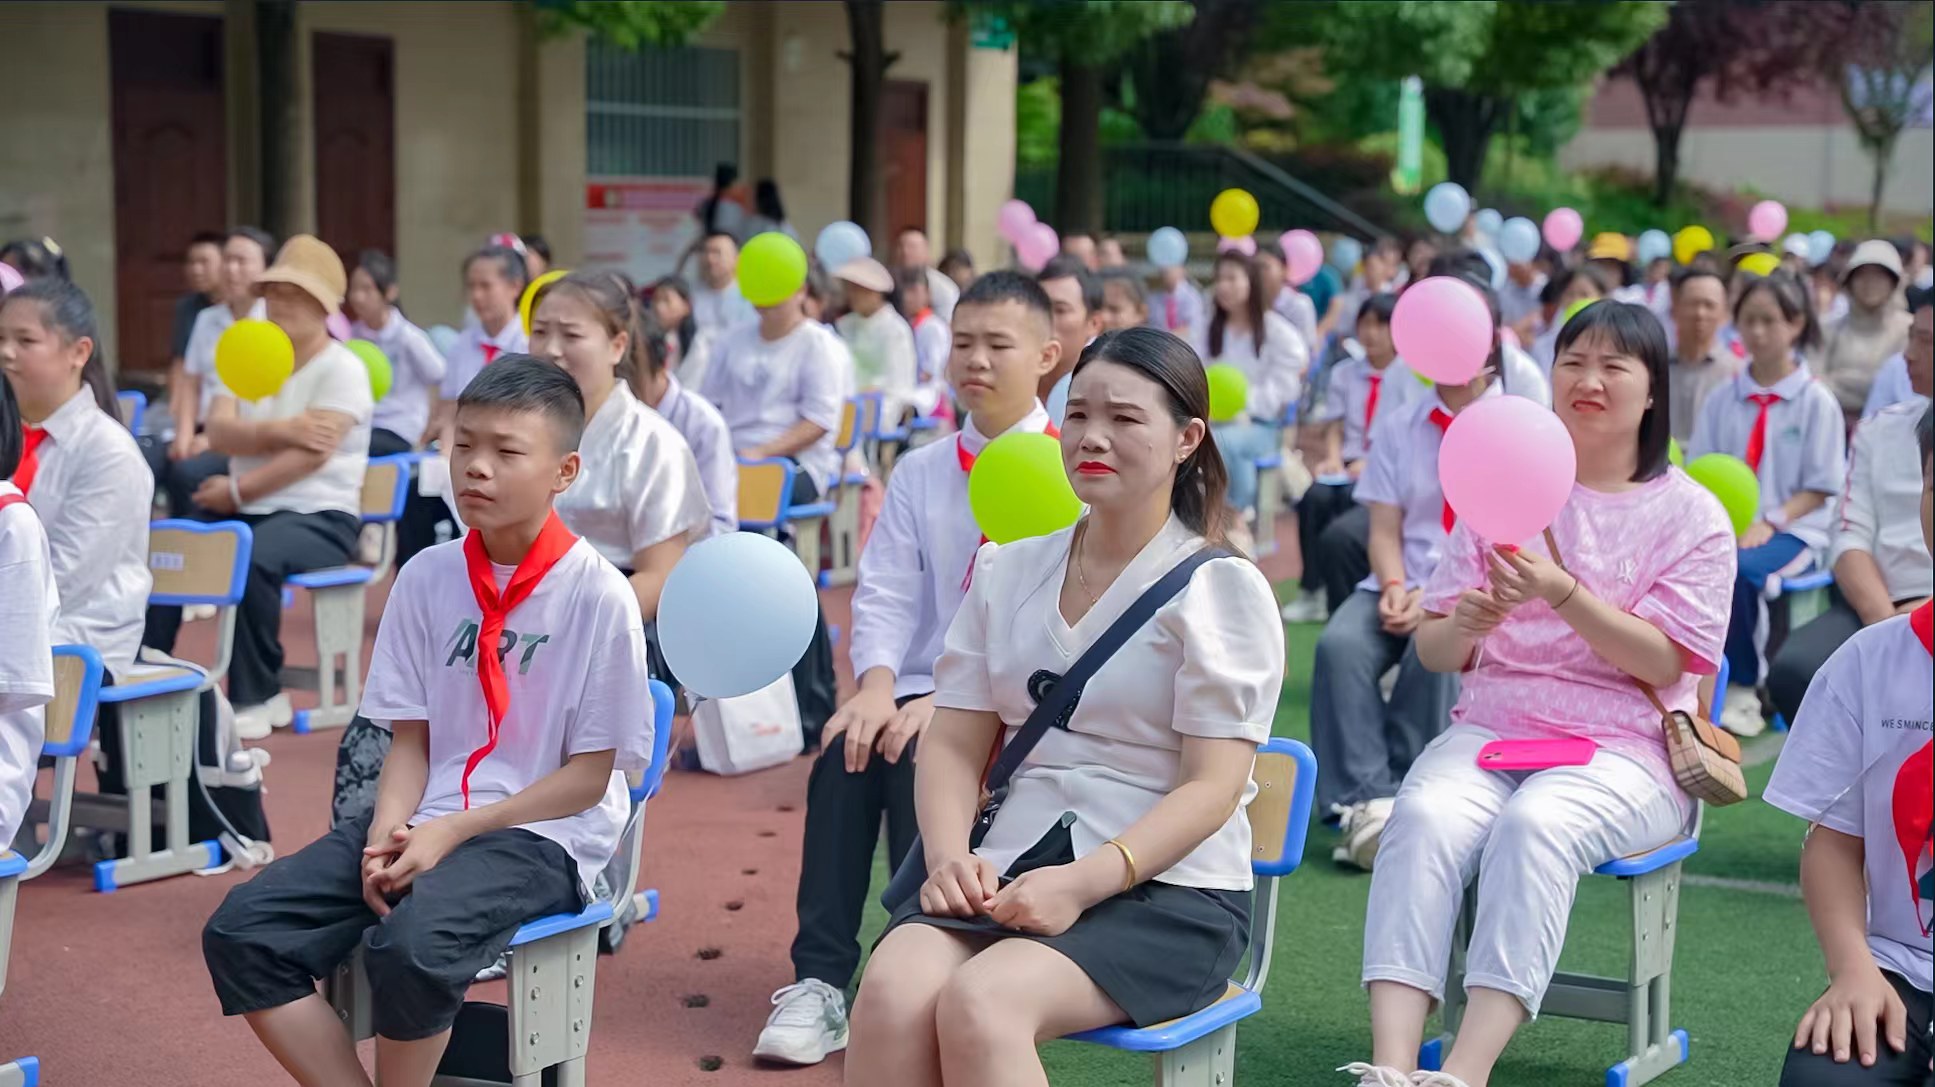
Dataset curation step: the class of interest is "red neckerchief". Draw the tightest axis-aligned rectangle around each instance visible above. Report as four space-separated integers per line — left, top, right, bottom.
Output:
912 307 934 329
1362 374 1383 450
458 512 579 809
480 343 503 365
958 419 1061 589
1744 392 1781 473
1428 407 1456 533
12 426 48 497
1912 601 1933 657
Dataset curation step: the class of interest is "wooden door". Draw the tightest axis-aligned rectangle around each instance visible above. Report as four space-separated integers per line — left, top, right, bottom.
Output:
313 32 396 264
109 10 227 374
882 80 929 237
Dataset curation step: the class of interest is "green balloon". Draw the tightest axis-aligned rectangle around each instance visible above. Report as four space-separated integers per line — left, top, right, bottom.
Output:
966 432 1082 545
1206 363 1249 423
1668 438 1684 467
347 338 393 401
737 232 809 308
1562 297 1598 324
1685 453 1760 537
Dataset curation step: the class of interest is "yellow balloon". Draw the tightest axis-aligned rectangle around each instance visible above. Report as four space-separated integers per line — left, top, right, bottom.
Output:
520 269 570 335
1210 188 1260 239
1672 226 1714 265
213 318 294 402
1736 252 1780 277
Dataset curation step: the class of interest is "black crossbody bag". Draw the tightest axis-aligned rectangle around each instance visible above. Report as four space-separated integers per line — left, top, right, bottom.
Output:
880 545 1230 909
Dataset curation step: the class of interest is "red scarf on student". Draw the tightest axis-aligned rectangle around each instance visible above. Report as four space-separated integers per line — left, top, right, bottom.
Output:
957 419 1061 589
458 512 578 809
12 426 48 496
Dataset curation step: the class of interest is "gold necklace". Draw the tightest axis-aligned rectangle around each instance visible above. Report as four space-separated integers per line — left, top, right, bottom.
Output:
1075 524 1100 607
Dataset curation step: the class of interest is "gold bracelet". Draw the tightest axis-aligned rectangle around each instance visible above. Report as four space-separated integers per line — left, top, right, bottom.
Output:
1103 838 1137 894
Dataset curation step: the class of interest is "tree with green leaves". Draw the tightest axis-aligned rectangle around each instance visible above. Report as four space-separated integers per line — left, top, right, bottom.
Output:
533 0 724 48
1836 0 1934 227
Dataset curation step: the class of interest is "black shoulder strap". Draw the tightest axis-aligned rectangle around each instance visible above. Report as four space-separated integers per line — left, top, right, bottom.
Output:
983 544 1231 794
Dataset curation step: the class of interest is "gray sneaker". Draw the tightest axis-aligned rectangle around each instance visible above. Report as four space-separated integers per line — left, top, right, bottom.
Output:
753 979 849 1066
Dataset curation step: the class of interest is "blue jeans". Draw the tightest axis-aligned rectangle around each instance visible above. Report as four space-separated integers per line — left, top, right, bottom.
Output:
1726 533 1808 687
1212 420 1280 512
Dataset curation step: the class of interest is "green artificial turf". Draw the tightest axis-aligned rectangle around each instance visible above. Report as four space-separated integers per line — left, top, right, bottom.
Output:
860 617 1826 1086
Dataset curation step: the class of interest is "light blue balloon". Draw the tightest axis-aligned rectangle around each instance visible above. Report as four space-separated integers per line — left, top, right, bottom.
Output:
1147 226 1188 269
1329 236 1363 273
428 324 459 358
814 221 872 271
1497 217 1541 264
658 532 819 699
1807 229 1836 267
1635 229 1671 265
1423 182 1471 234
1473 208 1503 239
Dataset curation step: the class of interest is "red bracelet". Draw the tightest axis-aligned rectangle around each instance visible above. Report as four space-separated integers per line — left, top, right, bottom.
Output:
1382 578 1404 590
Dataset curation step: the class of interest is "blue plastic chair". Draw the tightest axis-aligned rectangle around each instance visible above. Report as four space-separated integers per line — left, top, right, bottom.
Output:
737 457 836 578
1064 738 1317 1085
115 389 146 435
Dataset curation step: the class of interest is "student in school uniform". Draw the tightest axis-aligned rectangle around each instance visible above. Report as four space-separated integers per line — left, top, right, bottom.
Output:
836 259 924 423
1768 301 1932 725
202 358 653 1087
845 327 1285 1083
1254 241 1321 357
145 236 374 738
528 272 711 630
898 265 953 417
1665 267 1737 445
1764 408 1933 1086
346 251 446 457
1197 250 1308 513
163 226 275 516
1689 271 1848 736
1282 293 1413 624
1097 270 1149 333
1346 302 1736 1087
939 250 976 296
1528 265 1611 373
2 278 155 797
634 312 737 539
1146 263 1206 343
701 278 847 741
1037 256 1104 426
753 271 1063 1068
0 345 58 853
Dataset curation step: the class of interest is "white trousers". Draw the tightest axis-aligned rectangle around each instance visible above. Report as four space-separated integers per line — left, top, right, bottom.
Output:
1360 726 1686 1016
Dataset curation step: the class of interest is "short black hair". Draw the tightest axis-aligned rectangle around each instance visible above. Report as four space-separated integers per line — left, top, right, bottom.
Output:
188 230 227 252
1037 255 1101 313
1356 292 1399 327
895 264 930 292
957 269 1054 336
939 248 974 276
456 354 587 452
1098 268 1146 309
521 234 552 263
227 225 277 262
702 230 738 246
0 376 19 480
1919 404 1932 467
897 225 928 240
1553 301 1673 483
465 244 528 288
1669 265 1725 296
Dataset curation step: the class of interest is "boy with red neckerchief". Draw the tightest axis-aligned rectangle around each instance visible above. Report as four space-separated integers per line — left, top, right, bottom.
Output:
203 358 653 1087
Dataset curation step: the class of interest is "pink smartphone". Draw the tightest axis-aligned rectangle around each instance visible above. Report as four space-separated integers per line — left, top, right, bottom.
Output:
1477 738 1599 771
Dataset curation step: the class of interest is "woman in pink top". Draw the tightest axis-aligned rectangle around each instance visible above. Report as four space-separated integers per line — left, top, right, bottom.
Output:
1344 303 1736 1087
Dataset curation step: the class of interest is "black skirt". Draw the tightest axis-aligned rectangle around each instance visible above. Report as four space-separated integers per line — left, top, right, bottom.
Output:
881 835 1251 1028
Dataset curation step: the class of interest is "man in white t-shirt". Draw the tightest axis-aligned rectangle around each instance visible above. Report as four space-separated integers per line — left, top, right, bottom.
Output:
204 357 652 1083
142 236 373 736
689 232 755 339
1765 408 1933 1085
892 226 960 323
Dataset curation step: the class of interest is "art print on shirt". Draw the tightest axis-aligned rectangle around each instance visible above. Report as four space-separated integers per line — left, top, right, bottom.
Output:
442 618 554 678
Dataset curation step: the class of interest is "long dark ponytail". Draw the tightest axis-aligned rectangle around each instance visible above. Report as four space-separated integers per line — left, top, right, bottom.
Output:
1073 327 1234 546
2 277 118 420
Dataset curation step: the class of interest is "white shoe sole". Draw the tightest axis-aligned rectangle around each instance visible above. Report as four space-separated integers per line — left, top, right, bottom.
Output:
752 1029 848 1066
234 715 273 742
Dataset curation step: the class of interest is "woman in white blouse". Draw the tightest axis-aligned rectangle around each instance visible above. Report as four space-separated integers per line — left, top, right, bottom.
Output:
1196 251 1307 513
845 326 1287 1086
528 272 711 625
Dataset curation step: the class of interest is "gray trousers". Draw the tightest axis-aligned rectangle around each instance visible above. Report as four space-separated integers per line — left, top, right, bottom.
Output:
1310 589 1460 813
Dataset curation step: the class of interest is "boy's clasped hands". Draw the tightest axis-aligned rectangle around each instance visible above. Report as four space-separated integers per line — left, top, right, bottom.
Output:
359 816 469 916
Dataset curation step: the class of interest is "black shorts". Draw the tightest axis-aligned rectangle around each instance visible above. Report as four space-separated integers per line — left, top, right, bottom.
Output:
202 811 582 1041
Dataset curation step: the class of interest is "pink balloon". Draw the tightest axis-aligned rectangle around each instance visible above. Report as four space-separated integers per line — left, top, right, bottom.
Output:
998 199 1036 244
326 313 351 341
1282 229 1323 286
1217 235 1257 256
0 263 21 296
1542 208 1583 252
1390 277 1495 386
1438 395 1577 546
1016 221 1059 270
1747 200 1787 242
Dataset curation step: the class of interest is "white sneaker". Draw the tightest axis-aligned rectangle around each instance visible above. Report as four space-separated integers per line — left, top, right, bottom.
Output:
1331 798 1395 872
474 954 509 982
263 693 295 730
183 604 217 623
1718 685 1766 737
233 703 274 741
753 979 849 1066
355 523 385 566
1336 1064 1412 1087
1280 589 1330 624
1411 1073 1474 1087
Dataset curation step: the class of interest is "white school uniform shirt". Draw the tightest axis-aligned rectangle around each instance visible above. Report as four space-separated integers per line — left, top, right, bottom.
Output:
353 308 446 443
1353 386 1501 591
1196 310 1307 422
674 327 716 395
23 388 153 678
219 340 374 517
1311 356 1417 464
1831 399 1934 602
836 305 921 422
1863 353 1916 419
184 299 268 421
849 404 1055 700
439 318 528 402
910 309 951 391
0 483 55 848
1688 362 1847 551
359 537 654 897
700 318 847 495
1500 343 1553 408
1272 286 1319 356
689 279 755 340
1765 605 1933 993
1146 280 1206 338
648 373 738 537
1498 274 1547 328
934 515 1283 889
555 382 712 567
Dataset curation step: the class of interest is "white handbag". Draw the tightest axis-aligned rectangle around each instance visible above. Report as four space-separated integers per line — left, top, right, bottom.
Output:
690 674 803 776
